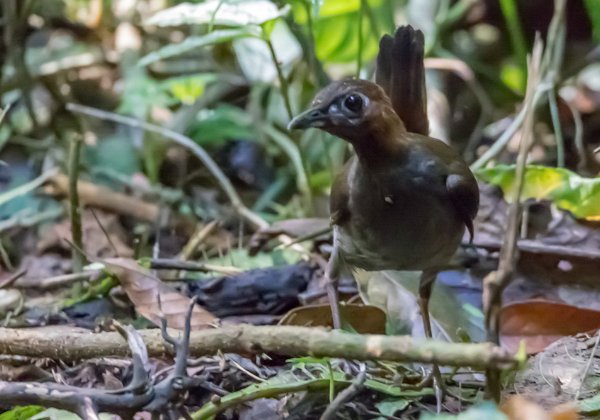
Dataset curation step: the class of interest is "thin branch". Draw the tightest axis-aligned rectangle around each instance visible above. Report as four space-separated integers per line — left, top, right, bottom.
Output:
265 38 293 120
548 90 565 166
575 330 600 400
0 325 520 369
0 167 59 208
320 364 367 420
65 103 267 230
149 258 242 276
67 135 86 272
483 37 544 401
47 173 179 226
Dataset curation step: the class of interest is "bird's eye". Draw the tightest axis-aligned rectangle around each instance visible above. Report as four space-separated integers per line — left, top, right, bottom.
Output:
343 94 363 113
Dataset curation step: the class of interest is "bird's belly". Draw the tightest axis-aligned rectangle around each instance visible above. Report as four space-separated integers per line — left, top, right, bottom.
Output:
337 192 464 271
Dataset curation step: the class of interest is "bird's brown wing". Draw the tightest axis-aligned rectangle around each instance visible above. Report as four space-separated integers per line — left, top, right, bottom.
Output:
329 157 354 226
376 26 429 136
413 135 479 242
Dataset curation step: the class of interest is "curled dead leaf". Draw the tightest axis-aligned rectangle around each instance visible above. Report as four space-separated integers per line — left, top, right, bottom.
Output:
279 303 386 334
102 258 218 330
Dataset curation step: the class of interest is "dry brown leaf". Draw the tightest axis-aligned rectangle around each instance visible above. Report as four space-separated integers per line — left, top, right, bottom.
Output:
102 258 217 330
500 300 600 354
278 303 386 334
501 395 578 420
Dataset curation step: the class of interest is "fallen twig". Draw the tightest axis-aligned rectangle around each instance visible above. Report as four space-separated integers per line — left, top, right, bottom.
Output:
0 299 201 418
0 325 519 369
150 258 242 276
48 173 162 223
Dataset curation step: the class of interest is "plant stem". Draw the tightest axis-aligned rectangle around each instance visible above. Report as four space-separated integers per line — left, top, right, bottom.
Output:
303 0 320 85
67 135 85 272
357 0 365 78
499 0 528 90
260 124 313 211
193 378 336 419
483 38 543 402
266 38 293 120
548 89 565 167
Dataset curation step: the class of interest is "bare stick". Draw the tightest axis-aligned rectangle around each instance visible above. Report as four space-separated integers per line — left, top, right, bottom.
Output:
0 325 519 369
48 173 161 223
149 258 241 276
483 38 544 401
65 103 267 230
67 135 85 272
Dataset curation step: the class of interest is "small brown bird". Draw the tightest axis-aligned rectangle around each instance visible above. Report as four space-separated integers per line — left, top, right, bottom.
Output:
289 27 479 348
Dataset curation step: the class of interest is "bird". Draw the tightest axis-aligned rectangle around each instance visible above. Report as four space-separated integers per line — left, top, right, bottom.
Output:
288 26 479 390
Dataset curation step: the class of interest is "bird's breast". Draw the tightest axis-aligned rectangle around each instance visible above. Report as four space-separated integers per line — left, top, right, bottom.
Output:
337 165 464 271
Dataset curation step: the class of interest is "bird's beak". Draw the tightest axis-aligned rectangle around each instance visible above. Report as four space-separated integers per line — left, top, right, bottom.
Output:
287 107 329 130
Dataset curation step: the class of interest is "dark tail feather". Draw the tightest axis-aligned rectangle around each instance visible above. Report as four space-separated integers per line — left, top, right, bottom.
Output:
375 26 429 136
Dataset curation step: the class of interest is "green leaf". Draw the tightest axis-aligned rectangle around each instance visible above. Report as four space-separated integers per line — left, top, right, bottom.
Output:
117 72 172 117
233 20 301 83
146 0 290 27
84 134 141 177
584 0 600 41
476 164 600 220
580 392 600 414
138 28 260 67
421 402 507 420
162 74 218 105
292 0 387 64
188 104 255 144
0 406 44 420
500 61 526 95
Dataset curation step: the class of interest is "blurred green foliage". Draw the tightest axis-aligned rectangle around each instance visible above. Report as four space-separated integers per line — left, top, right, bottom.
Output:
477 165 600 220
1 0 598 222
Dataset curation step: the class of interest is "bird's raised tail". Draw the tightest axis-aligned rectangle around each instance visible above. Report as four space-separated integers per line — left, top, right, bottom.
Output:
376 26 429 136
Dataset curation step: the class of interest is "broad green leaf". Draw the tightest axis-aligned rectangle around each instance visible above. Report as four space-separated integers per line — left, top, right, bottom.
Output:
188 104 255 144
0 406 44 420
580 393 600 414
138 28 260 67
292 0 387 64
476 164 600 220
117 71 173 117
233 20 301 83
83 134 141 177
163 74 218 105
146 0 290 27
